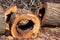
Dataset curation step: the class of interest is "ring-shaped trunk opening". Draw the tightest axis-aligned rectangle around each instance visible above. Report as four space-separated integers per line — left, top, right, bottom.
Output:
16 19 34 30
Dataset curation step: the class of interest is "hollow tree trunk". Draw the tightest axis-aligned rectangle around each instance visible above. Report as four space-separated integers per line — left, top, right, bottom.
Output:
42 2 60 27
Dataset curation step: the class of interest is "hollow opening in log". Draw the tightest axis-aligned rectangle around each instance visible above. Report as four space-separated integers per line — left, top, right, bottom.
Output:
39 7 45 20
17 20 34 30
6 12 14 28
6 12 13 22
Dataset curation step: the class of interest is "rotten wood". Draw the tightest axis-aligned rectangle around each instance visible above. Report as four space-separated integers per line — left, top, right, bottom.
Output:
3 5 41 38
11 12 41 38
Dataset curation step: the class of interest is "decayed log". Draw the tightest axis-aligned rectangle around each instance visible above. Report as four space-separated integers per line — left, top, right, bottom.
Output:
42 2 60 26
11 12 41 38
4 5 41 38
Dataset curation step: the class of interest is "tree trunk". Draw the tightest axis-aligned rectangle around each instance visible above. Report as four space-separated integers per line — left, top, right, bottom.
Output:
42 2 60 27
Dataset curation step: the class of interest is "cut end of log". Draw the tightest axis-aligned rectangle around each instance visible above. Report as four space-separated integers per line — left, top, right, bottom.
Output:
11 13 41 38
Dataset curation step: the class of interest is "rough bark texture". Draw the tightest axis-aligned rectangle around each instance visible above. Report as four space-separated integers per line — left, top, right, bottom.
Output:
42 2 60 26
0 6 6 34
41 0 60 3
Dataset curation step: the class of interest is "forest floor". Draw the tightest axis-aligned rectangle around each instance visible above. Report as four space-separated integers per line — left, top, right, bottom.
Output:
0 27 60 40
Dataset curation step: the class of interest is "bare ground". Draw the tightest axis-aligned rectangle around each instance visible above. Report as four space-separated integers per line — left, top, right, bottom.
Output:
0 27 60 40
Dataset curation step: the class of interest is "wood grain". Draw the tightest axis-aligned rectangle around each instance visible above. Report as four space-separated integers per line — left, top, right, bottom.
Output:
42 2 60 26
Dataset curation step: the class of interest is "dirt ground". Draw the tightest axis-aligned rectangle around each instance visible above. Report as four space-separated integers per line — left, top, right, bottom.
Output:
0 27 60 40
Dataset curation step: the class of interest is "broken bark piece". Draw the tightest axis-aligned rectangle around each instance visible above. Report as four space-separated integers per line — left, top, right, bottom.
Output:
42 2 60 26
4 5 18 33
4 5 18 19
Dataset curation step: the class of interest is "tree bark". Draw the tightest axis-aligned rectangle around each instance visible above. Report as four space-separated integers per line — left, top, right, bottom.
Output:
42 2 60 27
0 6 6 34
